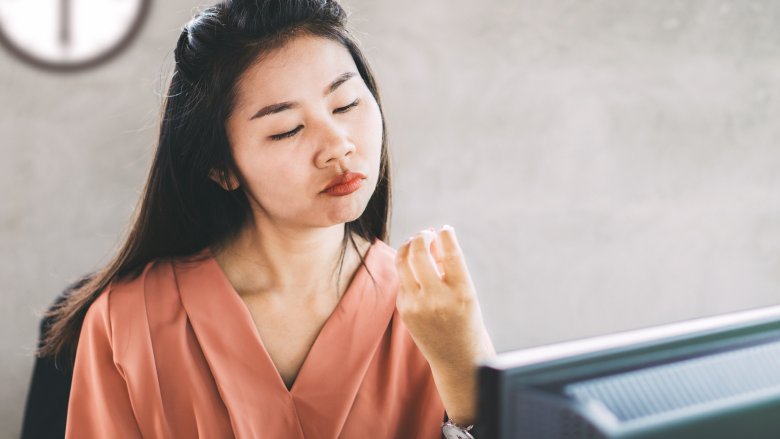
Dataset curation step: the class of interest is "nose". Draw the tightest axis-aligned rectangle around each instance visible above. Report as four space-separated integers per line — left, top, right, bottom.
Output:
315 119 356 169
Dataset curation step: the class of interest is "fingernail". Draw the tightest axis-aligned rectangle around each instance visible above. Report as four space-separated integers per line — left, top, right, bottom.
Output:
442 224 454 232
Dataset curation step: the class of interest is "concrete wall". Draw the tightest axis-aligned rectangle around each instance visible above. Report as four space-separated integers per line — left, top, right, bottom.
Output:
3 0 780 436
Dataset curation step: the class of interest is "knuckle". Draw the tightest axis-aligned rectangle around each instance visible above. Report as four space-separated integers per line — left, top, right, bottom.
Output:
442 252 460 262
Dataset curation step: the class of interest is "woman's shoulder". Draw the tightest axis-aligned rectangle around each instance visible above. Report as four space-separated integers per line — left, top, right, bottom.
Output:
106 258 170 300
81 257 177 349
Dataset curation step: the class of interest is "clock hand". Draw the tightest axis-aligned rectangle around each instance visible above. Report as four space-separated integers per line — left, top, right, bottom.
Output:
59 0 71 49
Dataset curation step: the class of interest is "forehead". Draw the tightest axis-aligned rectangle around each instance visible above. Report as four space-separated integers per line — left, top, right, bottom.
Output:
234 35 357 107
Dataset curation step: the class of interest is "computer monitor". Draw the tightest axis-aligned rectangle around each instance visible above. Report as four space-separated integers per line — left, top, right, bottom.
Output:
476 305 780 439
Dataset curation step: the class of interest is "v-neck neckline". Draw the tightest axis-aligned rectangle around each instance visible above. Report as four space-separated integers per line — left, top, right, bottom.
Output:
197 238 376 395
173 238 400 437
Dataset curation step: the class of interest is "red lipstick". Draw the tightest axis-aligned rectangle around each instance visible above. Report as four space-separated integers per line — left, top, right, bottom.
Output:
322 171 366 196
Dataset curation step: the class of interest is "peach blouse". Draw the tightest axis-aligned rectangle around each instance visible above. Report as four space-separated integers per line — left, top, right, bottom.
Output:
65 239 446 438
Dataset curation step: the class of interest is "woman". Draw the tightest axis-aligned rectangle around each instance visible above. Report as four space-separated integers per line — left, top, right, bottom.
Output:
39 0 496 437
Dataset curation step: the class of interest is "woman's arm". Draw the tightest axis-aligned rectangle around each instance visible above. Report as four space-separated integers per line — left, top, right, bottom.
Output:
427 327 495 427
65 290 143 439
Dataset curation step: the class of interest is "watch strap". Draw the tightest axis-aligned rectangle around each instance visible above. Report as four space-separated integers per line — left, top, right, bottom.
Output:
441 418 475 439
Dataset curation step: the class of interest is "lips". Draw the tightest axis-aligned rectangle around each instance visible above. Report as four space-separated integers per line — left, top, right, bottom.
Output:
323 171 367 192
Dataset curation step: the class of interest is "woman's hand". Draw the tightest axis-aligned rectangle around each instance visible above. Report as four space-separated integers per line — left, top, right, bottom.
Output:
395 225 496 425
394 225 496 370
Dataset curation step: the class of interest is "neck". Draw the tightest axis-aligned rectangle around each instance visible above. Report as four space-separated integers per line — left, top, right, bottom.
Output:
210 220 371 300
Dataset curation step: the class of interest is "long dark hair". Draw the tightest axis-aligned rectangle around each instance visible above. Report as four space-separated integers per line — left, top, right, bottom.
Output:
38 0 393 369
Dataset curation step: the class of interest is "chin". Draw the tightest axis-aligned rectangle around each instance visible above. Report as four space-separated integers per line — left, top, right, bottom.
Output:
330 204 369 226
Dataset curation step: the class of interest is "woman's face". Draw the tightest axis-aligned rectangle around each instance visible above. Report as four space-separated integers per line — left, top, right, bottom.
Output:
220 35 383 230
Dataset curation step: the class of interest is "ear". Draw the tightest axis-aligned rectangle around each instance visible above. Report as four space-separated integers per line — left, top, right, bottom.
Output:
208 168 240 191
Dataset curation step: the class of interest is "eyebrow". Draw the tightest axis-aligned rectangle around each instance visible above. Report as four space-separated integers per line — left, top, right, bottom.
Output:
248 71 358 121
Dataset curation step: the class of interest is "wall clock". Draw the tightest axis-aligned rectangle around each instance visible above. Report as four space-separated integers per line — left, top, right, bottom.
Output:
0 0 152 72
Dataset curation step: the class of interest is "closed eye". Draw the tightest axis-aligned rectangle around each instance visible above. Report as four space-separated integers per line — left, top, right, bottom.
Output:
269 125 303 141
334 98 360 114
268 99 361 141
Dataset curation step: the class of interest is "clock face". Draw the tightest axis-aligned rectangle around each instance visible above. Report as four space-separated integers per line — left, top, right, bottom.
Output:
0 0 151 71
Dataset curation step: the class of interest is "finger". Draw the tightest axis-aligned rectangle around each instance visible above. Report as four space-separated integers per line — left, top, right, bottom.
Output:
421 227 445 278
438 225 469 286
409 230 443 288
395 239 421 294
429 230 445 278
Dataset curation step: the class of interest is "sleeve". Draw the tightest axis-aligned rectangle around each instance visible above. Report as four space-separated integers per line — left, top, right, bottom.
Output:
65 289 144 439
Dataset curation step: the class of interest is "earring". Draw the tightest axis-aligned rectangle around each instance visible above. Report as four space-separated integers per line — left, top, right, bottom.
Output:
222 170 239 191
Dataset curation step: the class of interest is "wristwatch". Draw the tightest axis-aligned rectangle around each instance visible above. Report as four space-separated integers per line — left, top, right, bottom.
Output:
441 419 475 439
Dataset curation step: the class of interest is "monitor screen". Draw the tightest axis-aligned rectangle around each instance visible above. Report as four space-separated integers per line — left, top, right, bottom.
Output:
476 306 780 439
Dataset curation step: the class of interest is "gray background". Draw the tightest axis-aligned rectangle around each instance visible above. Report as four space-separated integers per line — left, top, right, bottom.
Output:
3 0 780 436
